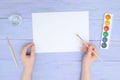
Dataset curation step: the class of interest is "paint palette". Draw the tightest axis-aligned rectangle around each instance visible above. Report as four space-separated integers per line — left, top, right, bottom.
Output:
101 13 113 49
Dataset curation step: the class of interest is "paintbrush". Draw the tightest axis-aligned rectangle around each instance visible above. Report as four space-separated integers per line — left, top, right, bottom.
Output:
6 37 18 68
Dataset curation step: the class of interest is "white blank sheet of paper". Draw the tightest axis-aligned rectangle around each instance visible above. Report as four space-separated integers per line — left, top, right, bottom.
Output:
32 11 89 53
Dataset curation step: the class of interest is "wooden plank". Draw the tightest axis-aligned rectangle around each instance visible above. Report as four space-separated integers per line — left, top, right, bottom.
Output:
0 0 120 19
0 19 120 40
0 19 32 39
0 60 120 80
0 10 120 20
0 0 119 3
0 40 120 61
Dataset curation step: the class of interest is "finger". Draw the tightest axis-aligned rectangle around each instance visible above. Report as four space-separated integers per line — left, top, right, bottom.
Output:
85 43 98 58
91 49 98 59
88 43 97 51
87 46 93 55
92 46 98 56
81 46 87 52
30 44 35 56
87 43 98 53
85 43 91 47
81 43 89 51
92 51 98 58
87 43 95 47
21 43 34 55
92 53 97 61
83 43 89 47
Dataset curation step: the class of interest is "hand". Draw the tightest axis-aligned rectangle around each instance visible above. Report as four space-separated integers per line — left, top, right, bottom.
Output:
20 43 35 72
81 43 98 67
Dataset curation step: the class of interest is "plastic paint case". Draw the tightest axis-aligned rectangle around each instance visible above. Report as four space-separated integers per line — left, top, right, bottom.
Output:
100 13 113 49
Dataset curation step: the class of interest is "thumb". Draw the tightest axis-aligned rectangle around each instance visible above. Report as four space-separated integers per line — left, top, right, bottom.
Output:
31 45 35 57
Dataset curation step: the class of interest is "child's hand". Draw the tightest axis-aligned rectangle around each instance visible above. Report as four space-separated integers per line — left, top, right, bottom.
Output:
81 43 98 67
20 43 35 72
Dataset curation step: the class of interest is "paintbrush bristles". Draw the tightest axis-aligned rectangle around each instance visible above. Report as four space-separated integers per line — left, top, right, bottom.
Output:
76 34 80 39
76 34 84 42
